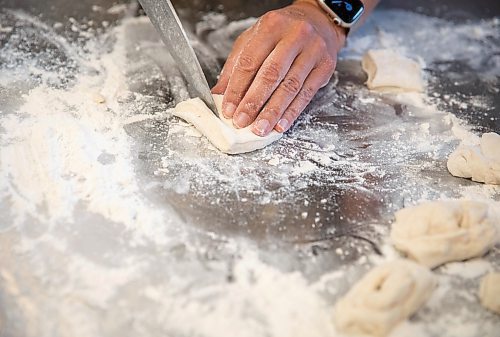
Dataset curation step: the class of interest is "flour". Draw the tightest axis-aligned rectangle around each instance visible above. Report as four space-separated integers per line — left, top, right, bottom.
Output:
0 14 171 245
138 251 336 337
441 259 493 279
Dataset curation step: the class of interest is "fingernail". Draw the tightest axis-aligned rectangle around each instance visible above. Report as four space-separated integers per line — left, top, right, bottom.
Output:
234 112 251 128
276 119 289 132
253 119 270 136
223 102 236 118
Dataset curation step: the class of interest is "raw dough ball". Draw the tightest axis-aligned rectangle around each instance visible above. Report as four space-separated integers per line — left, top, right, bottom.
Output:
334 260 435 337
447 132 500 185
173 94 282 154
479 272 500 315
391 200 499 268
361 49 424 92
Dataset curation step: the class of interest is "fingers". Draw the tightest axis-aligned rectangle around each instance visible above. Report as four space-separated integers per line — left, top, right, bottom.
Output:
231 38 302 129
214 6 340 137
221 12 286 119
274 57 335 133
211 55 235 95
250 38 334 136
212 28 253 95
230 21 315 130
249 49 317 136
221 40 278 118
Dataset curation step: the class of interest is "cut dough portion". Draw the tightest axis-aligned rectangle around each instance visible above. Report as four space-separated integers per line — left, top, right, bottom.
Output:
334 260 435 337
361 49 424 92
391 200 499 268
479 272 500 315
173 94 282 154
447 132 500 185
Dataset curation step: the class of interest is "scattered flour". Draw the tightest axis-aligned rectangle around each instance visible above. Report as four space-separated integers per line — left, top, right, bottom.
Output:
0 7 498 337
139 252 337 337
0 18 170 244
441 259 493 279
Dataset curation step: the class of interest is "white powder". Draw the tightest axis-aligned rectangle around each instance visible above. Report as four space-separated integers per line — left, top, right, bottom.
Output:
0 13 178 245
292 160 319 175
441 259 493 279
139 252 337 337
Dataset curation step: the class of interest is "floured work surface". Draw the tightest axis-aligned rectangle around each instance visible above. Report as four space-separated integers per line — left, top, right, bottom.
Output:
0 1 499 337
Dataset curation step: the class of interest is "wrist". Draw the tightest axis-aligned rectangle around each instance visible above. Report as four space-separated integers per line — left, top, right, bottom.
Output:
292 0 347 51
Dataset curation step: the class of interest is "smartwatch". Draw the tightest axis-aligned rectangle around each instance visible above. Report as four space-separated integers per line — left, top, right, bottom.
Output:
317 0 364 28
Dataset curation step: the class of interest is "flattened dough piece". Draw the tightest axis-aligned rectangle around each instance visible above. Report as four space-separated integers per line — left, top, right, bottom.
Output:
479 272 500 315
447 132 500 185
391 200 499 268
361 49 424 92
173 94 282 154
334 260 435 337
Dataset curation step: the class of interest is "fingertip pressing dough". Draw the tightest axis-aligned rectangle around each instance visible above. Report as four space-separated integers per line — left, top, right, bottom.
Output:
390 200 499 268
361 49 424 92
447 132 500 185
479 272 500 315
334 260 435 337
173 94 282 154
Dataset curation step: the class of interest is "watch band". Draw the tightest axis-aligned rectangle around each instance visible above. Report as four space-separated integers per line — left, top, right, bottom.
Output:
343 27 351 37
316 0 364 29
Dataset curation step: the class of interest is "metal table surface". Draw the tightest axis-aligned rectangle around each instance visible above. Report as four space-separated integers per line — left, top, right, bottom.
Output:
0 1 499 336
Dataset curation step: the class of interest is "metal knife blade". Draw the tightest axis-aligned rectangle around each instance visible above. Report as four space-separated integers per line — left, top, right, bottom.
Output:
138 0 218 114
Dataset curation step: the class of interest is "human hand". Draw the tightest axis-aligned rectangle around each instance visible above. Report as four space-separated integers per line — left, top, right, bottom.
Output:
211 0 346 137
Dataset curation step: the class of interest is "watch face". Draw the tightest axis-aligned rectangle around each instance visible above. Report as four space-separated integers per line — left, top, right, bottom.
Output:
323 0 364 24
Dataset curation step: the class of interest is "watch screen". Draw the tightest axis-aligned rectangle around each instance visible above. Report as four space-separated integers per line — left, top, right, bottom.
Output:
323 0 364 24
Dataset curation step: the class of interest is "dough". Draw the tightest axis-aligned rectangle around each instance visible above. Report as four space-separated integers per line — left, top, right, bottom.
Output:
334 260 435 337
361 49 424 92
479 272 500 315
391 200 499 268
173 94 282 154
447 132 500 185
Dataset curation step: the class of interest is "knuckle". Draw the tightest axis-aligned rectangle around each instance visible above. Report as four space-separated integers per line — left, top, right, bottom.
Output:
227 87 244 101
235 31 249 44
286 106 301 120
281 74 302 95
262 106 281 120
261 10 283 25
235 54 258 73
241 27 253 36
244 101 260 114
314 37 328 53
294 20 314 37
322 56 336 72
260 61 282 84
299 85 316 102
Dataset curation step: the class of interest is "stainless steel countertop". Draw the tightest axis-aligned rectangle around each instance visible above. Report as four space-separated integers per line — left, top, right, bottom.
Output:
0 1 499 336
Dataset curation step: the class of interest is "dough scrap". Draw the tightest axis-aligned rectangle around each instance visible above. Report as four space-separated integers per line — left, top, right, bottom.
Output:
447 132 500 185
479 272 500 315
390 200 499 268
334 260 435 337
173 94 282 154
361 49 424 92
